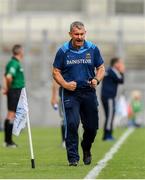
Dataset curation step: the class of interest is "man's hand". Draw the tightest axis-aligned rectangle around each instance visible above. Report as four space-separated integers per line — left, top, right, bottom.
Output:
89 79 97 89
53 68 77 91
118 62 125 73
2 76 8 95
51 97 58 107
2 87 8 95
2 75 12 95
64 81 77 91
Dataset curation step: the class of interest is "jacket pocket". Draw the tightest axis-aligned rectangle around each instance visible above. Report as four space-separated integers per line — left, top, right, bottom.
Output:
63 98 72 109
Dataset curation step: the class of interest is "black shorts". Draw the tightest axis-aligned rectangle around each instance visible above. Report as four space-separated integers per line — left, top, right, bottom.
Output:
7 88 22 112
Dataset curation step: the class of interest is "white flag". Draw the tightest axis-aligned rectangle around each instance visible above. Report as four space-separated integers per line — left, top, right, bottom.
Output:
116 95 128 118
13 88 28 136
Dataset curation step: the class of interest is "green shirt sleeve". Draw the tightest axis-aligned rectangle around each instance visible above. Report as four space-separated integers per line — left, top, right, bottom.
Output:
6 61 19 78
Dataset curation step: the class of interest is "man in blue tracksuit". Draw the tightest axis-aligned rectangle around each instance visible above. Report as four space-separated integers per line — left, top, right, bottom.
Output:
52 21 105 166
101 57 125 141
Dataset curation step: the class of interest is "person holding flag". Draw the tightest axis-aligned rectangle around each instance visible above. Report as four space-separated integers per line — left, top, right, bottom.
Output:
2 44 25 147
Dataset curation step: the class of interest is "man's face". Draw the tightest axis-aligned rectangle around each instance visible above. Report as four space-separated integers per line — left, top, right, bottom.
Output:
114 60 125 72
69 27 86 48
114 61 121 70
19 48 24 60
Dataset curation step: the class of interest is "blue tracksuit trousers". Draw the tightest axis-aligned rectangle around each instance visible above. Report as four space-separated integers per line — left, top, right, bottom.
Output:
62 88 99 163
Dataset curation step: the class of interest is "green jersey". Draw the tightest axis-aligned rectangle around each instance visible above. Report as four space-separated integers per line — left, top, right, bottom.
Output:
131 100 142 113
5 57 25 89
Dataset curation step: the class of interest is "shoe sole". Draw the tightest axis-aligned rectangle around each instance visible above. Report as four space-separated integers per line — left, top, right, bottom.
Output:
3 142 17 148
69 162 78 166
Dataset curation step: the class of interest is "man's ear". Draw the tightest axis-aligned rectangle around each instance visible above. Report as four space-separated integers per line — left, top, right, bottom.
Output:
69 32 72 38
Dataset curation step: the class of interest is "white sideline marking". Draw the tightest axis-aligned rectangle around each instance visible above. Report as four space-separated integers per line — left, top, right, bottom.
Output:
84 127 135 179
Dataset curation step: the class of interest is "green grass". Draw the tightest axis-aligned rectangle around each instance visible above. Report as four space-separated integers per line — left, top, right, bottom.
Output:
0 127 143 179
98 128 145 179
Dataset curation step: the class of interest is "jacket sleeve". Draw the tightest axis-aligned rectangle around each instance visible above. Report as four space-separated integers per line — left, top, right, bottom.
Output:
111 69 124 84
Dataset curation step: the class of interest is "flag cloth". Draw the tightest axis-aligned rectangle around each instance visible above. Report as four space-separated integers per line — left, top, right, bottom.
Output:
116 95 128 118
13 88 28 136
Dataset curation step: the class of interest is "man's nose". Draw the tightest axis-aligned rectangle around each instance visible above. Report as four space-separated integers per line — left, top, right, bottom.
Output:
78 34 82 39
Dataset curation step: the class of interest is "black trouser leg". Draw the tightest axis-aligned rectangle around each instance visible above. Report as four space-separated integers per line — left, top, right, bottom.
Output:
4 119 13 143
80 91 99 152
81 128 97 152
61 121 65 142
64 92 80 163
101 97 115 139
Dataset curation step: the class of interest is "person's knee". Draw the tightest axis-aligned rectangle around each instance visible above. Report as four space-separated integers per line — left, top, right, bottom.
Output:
68 121 79 132
90 128 97 139
84 127 97 139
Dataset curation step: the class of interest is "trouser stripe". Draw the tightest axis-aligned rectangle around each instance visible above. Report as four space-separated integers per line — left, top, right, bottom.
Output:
106 99 113 130
61 88 67 139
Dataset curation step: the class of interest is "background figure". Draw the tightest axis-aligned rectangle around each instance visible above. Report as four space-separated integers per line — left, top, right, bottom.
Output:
2 44 25 147
51 80 65 148
0 84 3 131
128 90 143 127
101 57 125 141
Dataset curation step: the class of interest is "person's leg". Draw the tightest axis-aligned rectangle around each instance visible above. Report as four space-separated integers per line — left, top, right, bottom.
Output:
4 111 15 144
102 97 115 140
59 99 65 146
61 121 65 142
61 120 66 148
80 90 99 164
4 89 21 147
101 97 110 140
110 99 115 137
62 92 80 165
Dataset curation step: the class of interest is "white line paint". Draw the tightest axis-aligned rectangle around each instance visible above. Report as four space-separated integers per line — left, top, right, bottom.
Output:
84 127 135 179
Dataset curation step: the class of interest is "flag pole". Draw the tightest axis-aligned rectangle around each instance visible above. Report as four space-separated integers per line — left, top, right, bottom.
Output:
26 113 35 169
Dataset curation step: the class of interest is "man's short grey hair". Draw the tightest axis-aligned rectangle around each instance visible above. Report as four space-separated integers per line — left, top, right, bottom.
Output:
70 21 85 32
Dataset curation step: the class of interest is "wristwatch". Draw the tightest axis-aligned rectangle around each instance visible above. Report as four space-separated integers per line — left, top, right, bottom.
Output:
94 78 100 85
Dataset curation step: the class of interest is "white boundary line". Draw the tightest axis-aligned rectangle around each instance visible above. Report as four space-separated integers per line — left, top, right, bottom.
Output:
84 127 135 179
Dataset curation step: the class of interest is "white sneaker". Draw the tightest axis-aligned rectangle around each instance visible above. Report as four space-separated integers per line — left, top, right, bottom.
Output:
3 142 18 148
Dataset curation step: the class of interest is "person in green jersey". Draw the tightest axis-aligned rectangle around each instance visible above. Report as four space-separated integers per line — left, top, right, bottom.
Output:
128 90 143 127
2 44 25 147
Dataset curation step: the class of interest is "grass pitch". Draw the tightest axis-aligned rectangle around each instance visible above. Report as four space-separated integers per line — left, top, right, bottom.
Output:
98 128 145 179
0 127 144 179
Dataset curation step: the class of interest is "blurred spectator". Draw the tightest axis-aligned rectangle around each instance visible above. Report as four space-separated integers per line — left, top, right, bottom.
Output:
101 57 125 141
0 84 3 131
128 90 143 127
51 80 65 148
